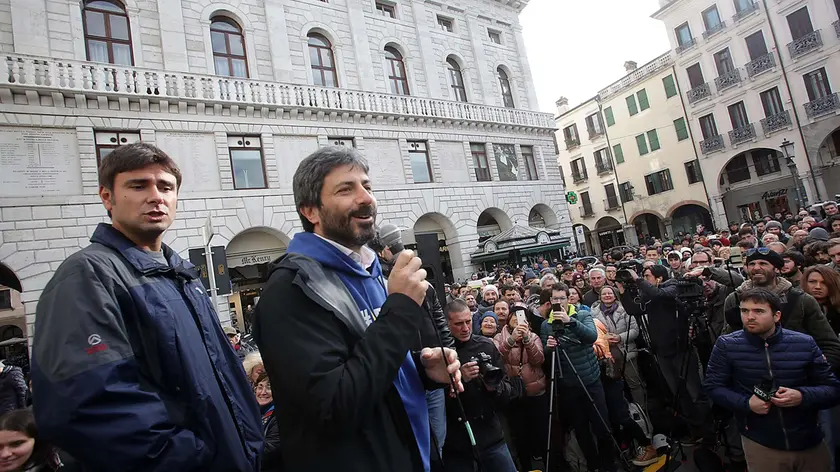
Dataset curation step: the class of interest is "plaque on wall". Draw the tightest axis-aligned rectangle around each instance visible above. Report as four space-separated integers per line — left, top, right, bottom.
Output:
0 127 82 197
437 141 470 183
156 132 221 192
365 139 406 184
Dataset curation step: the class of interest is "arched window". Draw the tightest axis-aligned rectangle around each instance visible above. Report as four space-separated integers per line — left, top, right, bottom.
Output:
447 57 467 102
307 33 338 87
385 46 410 96
497 67 515 108
83 0 133 65
211 17 248 78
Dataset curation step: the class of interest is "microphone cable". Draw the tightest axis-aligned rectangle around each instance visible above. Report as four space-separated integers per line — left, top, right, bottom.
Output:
422 296 485 472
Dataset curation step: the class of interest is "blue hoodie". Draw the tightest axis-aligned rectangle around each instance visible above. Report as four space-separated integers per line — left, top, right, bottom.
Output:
287 232 431 471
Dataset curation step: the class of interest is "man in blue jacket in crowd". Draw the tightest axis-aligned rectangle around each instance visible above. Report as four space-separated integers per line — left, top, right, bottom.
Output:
705 287 840 471
31 143 264 471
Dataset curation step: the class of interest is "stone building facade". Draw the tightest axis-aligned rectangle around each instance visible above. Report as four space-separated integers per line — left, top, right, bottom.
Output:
0 0 568 337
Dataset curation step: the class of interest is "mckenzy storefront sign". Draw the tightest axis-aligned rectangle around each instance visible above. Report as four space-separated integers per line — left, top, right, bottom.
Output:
227 249 286 268
761 188 788 199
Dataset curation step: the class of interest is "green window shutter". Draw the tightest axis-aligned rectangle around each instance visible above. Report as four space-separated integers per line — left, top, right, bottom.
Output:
604 106 615 126
626 95 638 116
613 143 624 163
637 89 650 111
647 129 660 151
636 134 649 155
674 117 689 140
663 75 678 98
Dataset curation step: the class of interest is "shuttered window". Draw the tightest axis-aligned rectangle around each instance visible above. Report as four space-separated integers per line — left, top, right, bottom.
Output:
613 143 624 163
637 89 650 111
674 117 689 140
604 106 615 126
663 74 677 98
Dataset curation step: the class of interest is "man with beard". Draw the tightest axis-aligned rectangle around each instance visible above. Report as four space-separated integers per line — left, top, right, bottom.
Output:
723 248 840 373
781 250 805 288
253 147 462 472
464 293 478 312
472 285 499 330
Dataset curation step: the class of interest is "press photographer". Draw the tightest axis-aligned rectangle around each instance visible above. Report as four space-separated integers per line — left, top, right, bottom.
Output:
683 250 744 344
444 299 519 471
624 265 714 444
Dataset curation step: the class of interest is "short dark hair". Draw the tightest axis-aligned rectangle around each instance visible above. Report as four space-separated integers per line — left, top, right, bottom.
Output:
98 142 182 191
646 247 659 254
293 146 370 232
539 286 553 305
739 288 783 314
605 263 616 269
445 299 470 317
552 284 570 297
644 264 670 281
527 282 540 295
782 250 805 268
739 226 755 237
500 284 517 295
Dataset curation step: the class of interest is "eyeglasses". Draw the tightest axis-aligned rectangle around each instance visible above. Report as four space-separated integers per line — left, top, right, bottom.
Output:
551 296 567 302
746 247 772 257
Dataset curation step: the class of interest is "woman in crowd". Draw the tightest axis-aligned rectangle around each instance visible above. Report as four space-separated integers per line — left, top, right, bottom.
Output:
803 265 840 336
493 309 546 472
571 273 589 295
567 286 591 314
588 287 659 466
477 311 499 337
253 372 281 471
0 409 63 471
242 352 265 384
827 215 840 236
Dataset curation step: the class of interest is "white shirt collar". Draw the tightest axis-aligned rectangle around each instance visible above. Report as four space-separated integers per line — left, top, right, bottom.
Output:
314 233 377 270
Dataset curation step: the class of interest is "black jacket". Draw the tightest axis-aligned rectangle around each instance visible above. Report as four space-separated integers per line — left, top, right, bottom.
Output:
445 335 519 454
416 285 454 351
638 279 686 356
253 254 441 472
0 365 26 416
262 412 281 471
582 288 600 307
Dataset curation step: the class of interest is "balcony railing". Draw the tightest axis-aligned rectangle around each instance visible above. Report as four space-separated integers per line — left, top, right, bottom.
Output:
834 20 840 38
565 137 581 149
603 198 620 211
733 1 759 22
714 69 741 92
1 53 556 129
745 53 775 78
587 126 604 140
687 83 712 104
804 93 840 119
702 21 727 40
572 172 588 183
728 123 755 145
596 160 613 175
787 30 822 59
700 134 726 154
579 206 595 218
761 110 791 134
676 38 696 54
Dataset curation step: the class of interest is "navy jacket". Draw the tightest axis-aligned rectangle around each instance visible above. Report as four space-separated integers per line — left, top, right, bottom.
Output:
704 326 840 451
31 224 263 471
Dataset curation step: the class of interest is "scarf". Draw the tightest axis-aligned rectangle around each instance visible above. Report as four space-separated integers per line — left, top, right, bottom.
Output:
261 404 275 428
738 277 792 297
600 303 618 319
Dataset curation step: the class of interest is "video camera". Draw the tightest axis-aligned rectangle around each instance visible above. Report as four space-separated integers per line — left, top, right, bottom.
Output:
615 259 644 284
468 351 504 385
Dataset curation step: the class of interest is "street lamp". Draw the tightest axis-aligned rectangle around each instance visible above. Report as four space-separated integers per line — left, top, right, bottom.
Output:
781 138 808 211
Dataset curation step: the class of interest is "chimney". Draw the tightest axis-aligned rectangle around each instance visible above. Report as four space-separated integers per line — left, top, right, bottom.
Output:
555 96 569 116
624 61 638 73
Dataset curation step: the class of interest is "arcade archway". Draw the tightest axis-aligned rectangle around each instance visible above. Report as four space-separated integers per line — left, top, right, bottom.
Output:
717 148 798 223
595 216 625 252
477 207 513 243
632 212 665 241
529 203 559 229
669 203 714 235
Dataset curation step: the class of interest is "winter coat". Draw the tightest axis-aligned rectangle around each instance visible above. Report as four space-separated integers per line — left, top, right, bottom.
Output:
493 326 546 396
539 305 601 387
589 302 639 361
261 407 282 471
0 364 26 416
724 278 840 372
637 278 686 356
704 327 840 451
31 224 263 472
582 288 600 307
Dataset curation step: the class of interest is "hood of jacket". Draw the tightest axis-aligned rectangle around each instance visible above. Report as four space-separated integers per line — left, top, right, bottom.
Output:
735 277 792 297
286 232 383 279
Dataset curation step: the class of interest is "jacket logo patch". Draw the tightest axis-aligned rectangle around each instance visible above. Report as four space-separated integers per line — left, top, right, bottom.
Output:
85 333 108 355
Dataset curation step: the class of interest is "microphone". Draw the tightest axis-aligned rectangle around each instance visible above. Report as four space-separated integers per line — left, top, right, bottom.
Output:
379 223 405 255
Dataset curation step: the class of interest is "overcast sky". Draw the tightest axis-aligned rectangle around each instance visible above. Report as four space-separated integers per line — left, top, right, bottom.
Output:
520 0 671 115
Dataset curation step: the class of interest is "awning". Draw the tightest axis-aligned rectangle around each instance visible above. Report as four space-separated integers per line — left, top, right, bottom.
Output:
470 252 510 264
521 242 571 255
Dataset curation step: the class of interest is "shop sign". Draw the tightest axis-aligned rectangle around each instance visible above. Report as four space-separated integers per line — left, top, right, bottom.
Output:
761 188 787 200
227 249 286 268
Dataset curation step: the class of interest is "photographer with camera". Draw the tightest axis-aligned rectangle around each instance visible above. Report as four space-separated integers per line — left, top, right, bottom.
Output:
705 288 840 471
624 265 714 444
444 299 519 471
493 305 546 471
683 249 745 344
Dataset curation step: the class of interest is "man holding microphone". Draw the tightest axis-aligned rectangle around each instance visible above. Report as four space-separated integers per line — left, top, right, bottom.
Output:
253 147 462 472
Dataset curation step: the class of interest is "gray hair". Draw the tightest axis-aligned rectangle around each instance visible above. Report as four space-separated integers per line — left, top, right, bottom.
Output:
293 146 370 232
588 267 605 277
539 273 558 287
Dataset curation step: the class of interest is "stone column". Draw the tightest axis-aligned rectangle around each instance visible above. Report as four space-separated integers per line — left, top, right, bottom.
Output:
511 23 539 111
663 218 674 240
465 13 492 104
346 0 377 91
265 0 294 83
710 194 728 231
157 0 189 72
623 225 639 246
410 0 442 98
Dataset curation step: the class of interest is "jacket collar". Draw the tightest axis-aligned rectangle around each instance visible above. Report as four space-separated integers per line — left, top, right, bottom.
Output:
90 223 195 277
744 324 784 346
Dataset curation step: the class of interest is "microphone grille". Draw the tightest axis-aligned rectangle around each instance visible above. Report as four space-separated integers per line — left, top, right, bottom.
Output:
379 223 402 248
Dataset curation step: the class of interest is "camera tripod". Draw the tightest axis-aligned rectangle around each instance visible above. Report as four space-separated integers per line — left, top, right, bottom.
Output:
544 334 630 472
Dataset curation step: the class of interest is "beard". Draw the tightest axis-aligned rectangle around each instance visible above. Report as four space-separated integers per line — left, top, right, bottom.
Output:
320 203 377 249
749 270 775 285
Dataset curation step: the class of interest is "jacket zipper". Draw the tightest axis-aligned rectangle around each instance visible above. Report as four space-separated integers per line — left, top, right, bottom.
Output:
764 342 790 450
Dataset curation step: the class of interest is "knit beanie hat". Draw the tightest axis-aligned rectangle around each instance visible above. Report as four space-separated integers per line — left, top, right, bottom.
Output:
482 284 499 297
478 311 498 325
